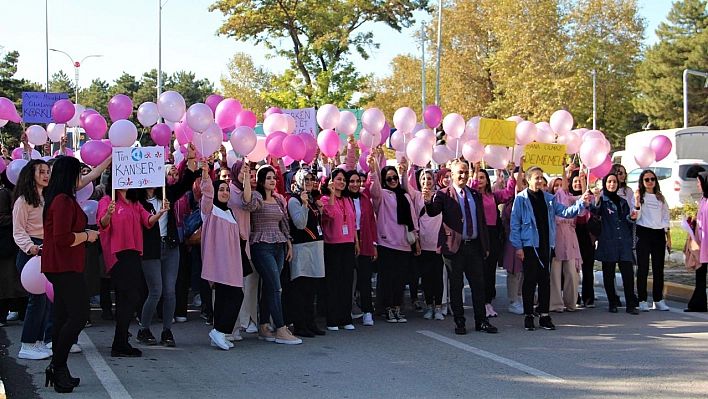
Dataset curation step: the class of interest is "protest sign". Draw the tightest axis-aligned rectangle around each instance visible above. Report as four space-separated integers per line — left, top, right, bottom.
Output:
21 92 69 123
523 142 567 174
112 146 166 189
282 108 317 137
479 118 516 147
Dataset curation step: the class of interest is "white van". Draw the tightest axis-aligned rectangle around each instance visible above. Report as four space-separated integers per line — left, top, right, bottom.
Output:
626 159 708 208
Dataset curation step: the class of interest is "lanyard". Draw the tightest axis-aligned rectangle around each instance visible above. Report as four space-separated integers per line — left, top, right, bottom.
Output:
336 196 348 222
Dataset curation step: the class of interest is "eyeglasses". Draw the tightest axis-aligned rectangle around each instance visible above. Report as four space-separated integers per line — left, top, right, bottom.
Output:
385 176 399 183
643 177 656 182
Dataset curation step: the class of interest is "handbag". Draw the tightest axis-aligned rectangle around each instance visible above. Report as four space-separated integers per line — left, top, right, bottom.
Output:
587 213 602 237
183 208 202 238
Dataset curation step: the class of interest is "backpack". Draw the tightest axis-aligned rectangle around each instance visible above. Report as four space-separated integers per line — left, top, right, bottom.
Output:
183 208 202 238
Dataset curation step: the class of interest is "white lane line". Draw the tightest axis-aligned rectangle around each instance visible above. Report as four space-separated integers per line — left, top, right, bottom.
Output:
77 331 132 399
417 330 564 383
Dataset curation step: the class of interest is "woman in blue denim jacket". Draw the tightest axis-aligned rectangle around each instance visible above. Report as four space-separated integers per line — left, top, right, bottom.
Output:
590 173 639 315
510 166 591 331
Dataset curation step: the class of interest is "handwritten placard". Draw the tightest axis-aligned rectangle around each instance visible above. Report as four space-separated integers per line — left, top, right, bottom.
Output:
282 107 317 137
479 118 516 147
523 142 567 174
112 146 165 189
21 92 69 123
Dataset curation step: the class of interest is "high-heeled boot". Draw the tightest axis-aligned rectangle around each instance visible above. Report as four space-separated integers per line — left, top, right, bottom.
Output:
45 364 75 393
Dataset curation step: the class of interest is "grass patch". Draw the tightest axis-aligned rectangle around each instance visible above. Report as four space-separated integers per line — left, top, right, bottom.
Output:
671 227 687 252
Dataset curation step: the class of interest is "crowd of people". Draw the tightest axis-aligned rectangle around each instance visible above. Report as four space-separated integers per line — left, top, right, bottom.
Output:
1 133 707 394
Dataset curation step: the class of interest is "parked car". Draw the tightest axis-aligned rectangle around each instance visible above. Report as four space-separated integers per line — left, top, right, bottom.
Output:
626 160 708 208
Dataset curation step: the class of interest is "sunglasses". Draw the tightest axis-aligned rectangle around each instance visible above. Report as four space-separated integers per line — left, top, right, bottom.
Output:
385 176 399 183
643 177 656 182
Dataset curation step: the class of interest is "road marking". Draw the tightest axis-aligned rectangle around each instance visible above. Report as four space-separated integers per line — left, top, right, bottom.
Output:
77 331 132 399
417 330 564 383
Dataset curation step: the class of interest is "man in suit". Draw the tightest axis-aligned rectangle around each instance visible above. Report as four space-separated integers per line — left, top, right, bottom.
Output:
426 159 498 335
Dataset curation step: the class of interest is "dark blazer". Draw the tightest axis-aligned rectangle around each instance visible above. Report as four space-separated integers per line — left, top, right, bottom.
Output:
425 185 489 256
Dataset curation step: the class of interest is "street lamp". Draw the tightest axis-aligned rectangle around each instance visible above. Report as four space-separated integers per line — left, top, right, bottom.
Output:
158 0 171 100
49 49 102 103
591 69 597 130
682 69 708 128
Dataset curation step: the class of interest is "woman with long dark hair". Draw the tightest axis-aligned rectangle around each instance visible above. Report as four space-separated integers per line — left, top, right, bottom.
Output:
686 172 708 312
368 156 419 323
42 156 99 392
98 182 168 357
634 169 671 312
244 165 301 344
610 164 634 205
12 159 51 360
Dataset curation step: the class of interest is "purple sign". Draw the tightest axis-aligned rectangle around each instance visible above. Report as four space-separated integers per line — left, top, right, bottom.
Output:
21 92 69 123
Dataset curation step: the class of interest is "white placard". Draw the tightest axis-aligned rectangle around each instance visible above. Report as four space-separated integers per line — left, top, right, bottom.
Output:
282 107 317 137
112 146 166 189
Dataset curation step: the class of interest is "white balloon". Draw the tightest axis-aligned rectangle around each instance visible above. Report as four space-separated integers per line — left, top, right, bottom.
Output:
137 102 160 127
47 123 65 143
26 125 48 146
67 104 85 128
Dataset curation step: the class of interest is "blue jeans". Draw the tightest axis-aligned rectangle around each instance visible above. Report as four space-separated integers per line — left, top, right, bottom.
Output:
140 242 180 330
16 237 50 344
250 242 285 328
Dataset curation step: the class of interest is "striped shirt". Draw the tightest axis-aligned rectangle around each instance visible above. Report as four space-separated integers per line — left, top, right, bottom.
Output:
246 191 290 244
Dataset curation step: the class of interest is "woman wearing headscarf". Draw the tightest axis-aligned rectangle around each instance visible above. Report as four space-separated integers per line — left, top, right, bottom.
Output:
368 156 420 323
685 172 708 312
568 169 595 307
591 173 639 315
287 169 326 337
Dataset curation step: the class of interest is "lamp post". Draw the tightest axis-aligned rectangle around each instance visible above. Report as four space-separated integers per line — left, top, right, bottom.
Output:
49 49 102 103
158 0 171 100
591 69 596 130
434 0 443 107
682 69 708 128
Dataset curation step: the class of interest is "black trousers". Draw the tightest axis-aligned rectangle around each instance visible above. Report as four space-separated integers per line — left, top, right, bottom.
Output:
355 255 374 313
110 250 142 348
377 246 411 310
213 283 244 334
292 276 319 330
576 225 596 304
407 256 422 302
442 239 486 323
688 263 707 311
418 250 443 306
522 247 551 315
484 225 502 303
636 226 666 302
45 272 89 367
602 261 638 309
323 243 355 327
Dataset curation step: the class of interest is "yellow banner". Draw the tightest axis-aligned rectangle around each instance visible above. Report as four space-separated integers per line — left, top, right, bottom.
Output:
523 142 567 174
478 118 516 147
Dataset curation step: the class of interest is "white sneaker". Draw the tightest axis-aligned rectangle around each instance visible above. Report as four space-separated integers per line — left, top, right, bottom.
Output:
209 329 230 350
226 331 243 342
362 312 374 326
18 343 51 360
327 326 339 331
36 342 52 356
192 294 202 307
508 301 524 315
343 324 355 330
654 300 670 311
211 339 235 348
7 311 19 321
70 343 82 354
638 301 650 312
245 321 258 334
174 316 187 323
423 306 434 320
434 307 445 321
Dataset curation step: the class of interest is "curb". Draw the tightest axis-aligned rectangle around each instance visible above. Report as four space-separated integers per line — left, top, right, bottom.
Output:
594 271 697 303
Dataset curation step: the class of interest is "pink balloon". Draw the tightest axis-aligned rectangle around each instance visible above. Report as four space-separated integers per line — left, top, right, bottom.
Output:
235 110 257 129
557 131 581 154
81 200 99 225
506 116 524 124
337 111 358 136
379 121 391 146
390 131 407 151
515 121 538 145
263 114 289 136
264 107 283 119
157 91 186 122
423 105 443 128
108 94 133 122
432 145 452 165
550 110 574 136
361 108 385 134
174 116 194 146
265 131 287 158
230 126 258 155
283 134 306 160
0 97 21 123
446 137 463 158
6 159 28 185
583 129 605 142
579 139 606 169
283 114 296 134
634 146 656 169
484 145 510 170
80 140 112 167
358 139 370 152
360 129 382 149
77 182 93 204
52 99 75 124
316 104 340 130
591 156 612 178
535 122 555 143
151 123 173 147
215 99 242 132
463 140 485 163
406 137 433 167
650 135 672 162
45 280 54 303
205 94 224 114
246 136 268 162
0 160 5 175
442 113 465 139
358 150 371 172
186 103 214 133
84 113 108 140
11 147 23 160
20 256 46 295
415 128 436 146
53 148 73 157
193 123 223 157
79 109 99 128
300 133 317 163
393 107 416 134
317 129 340 158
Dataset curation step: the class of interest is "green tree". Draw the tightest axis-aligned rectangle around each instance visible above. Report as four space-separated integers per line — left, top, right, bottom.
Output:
0 50 19 79
635 0 708 128
209 0 426 106
165 71 214 106
0 50 43 149
221 53 273 116
49 70 74 97
79 79 110 118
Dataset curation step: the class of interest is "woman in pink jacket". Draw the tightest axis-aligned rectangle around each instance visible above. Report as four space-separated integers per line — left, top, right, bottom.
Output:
367 155 419 323
686 172 708 312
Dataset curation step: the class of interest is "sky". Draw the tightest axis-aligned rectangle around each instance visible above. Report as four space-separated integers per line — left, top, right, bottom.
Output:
0 0 675 95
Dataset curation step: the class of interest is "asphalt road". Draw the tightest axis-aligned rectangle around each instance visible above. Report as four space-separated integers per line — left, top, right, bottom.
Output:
2 271 708 399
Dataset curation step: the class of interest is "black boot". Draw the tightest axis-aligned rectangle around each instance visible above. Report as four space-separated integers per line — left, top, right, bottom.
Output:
45 364 75 393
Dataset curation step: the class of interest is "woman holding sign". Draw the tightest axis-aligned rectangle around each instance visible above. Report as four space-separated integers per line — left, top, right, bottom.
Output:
98 182 169 357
